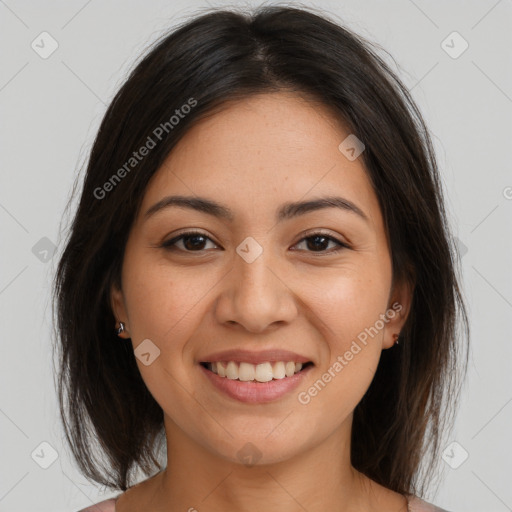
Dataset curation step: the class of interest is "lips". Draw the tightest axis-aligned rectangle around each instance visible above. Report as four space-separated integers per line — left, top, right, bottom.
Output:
202 360 313 382
199 348 312 365
198 348 314 403
199 362 313 403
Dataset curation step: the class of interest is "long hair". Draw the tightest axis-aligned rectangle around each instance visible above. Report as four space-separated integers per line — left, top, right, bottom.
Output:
53 5 470 496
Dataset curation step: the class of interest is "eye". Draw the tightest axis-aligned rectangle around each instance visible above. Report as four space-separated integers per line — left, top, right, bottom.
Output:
161 231 219 252
160 230 349 254
292 232 349 254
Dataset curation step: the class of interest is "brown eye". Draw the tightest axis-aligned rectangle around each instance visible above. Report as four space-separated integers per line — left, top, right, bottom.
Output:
161 231 218 252
292 233 348 254
161 231 348 255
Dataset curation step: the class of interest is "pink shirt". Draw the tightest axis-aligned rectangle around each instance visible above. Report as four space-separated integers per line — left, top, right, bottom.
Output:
77 494 451 511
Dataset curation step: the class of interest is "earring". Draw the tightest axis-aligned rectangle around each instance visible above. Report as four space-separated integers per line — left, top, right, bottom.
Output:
116 321 125 336
392 332 401 345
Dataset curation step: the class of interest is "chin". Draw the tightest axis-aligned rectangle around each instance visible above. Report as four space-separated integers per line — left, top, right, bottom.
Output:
201 426 314 468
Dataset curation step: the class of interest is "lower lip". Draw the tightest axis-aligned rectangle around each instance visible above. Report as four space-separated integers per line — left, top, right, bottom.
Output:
199 364 313 404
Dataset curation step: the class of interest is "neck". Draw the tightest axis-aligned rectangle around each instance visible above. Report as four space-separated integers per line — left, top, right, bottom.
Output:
144 413 399 512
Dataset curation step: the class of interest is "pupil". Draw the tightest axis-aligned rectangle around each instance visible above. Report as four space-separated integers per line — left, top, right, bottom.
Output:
307 235 328 251
185 235 205 250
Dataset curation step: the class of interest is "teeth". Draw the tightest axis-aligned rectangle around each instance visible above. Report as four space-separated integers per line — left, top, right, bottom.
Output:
226 361 238 380
208 361 305 382
273 361 286 379
255 362 273 382
239 362 255 381
217 361 226 377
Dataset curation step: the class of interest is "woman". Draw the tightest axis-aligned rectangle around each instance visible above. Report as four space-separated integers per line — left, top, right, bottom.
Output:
54 6 469 512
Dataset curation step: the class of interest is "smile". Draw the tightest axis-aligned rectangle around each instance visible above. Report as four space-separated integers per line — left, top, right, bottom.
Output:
200 360 313 382
199 360 314 404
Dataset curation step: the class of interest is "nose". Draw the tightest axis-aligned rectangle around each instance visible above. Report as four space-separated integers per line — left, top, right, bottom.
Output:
214 245 298 333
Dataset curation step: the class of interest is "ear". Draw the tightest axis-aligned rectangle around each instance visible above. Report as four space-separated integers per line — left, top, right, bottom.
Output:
110 282 130 338
382 276 414 350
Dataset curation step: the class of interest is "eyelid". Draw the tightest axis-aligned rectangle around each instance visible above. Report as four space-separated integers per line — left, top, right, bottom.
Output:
160 228 350 254
161 229 220 248
291 229 350 254
296 228 348 245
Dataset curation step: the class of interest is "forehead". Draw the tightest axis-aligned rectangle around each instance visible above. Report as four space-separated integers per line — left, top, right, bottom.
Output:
138 92 382 230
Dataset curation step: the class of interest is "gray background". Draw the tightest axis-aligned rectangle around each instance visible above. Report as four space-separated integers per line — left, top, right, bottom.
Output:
1 1 511 511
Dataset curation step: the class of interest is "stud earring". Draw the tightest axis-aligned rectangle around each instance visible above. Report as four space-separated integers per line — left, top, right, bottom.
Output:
116 321 126 336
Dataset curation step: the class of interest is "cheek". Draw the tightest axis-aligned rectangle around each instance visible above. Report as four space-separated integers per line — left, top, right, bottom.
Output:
298 268 389 403
302 266 391 348
295 273 386 426
122 258 209 343
121 260 206 422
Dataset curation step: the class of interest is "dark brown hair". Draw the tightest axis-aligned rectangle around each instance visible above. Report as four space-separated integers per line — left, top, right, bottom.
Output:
53 4 470 497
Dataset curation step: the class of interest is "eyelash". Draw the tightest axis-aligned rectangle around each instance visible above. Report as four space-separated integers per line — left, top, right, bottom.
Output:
160 230 349 255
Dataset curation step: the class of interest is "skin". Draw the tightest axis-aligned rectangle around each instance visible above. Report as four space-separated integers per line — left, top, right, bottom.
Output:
111 91 413 512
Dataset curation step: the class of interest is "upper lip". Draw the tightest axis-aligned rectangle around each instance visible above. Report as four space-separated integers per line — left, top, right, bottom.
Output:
199 349 312 365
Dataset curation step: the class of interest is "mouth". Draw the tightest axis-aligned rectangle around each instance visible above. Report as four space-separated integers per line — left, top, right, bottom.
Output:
197 348 315 403
199 360 314 383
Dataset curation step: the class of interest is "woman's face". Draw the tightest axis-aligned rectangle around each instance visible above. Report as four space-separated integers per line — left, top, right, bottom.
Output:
111 92 411 466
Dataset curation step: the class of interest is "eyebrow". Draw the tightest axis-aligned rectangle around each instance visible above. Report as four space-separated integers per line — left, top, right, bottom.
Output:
144 194 369 223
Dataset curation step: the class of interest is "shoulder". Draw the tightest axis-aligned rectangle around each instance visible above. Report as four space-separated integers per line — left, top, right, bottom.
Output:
407 494 453 512
76 497 117 512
